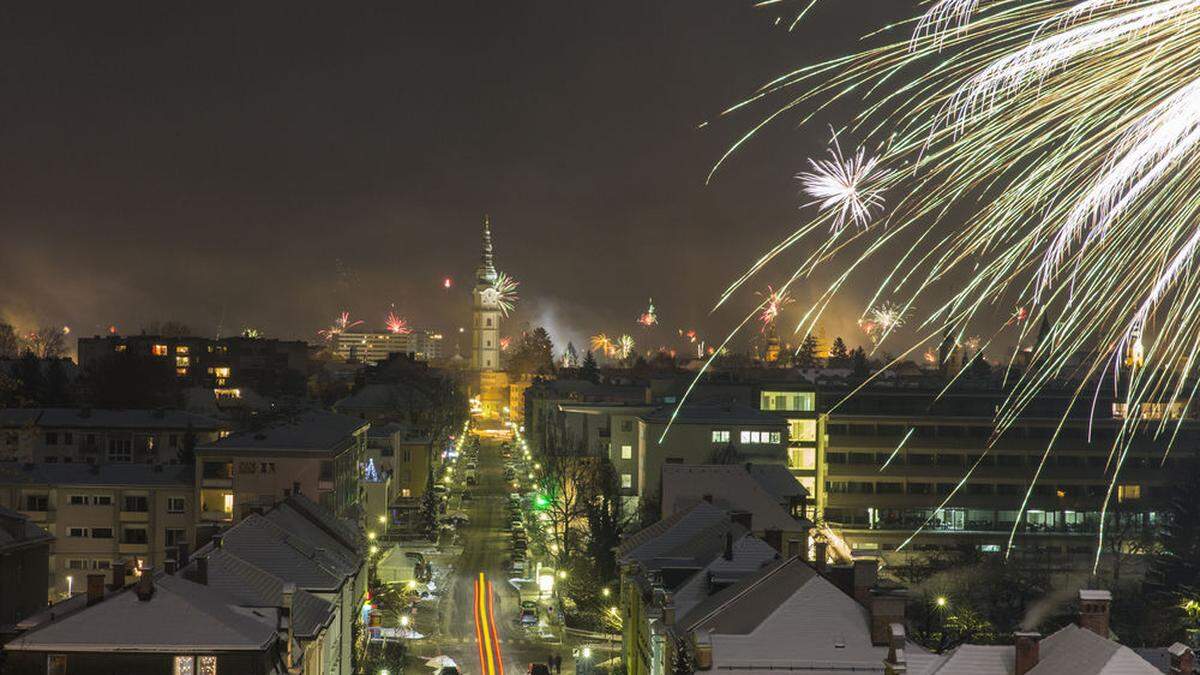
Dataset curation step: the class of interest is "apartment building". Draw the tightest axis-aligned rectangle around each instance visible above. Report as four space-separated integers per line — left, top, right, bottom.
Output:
78 333 310 396
195 410 368 525
0 408 225 465
754 386 823 510
364 422 434 533
635 403 788 503
0 462 195 600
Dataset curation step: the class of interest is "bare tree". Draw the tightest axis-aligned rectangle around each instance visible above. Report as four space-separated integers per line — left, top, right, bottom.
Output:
0 324 19 359
24 327 66 359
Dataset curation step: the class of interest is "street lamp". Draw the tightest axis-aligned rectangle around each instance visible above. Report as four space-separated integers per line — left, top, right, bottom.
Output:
935 596 947 608
66 575 72 597
601 587 610 598
400 615 410 627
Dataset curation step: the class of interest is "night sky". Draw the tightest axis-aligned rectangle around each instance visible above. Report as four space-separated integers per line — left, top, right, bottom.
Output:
0 1 911 354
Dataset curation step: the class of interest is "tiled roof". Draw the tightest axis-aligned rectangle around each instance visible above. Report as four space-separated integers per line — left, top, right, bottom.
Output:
747 463 809 500
0 461 193 487
198 549 334 639
676 556 939 674
661 464 809 532
4 574 277 653
929 624 1164 674
617 502 728 565
199 410 366 453
669 534 780 617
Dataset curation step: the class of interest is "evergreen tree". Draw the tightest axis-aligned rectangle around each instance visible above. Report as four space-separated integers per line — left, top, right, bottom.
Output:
419 468 440 540
0 324 18 359
581 350 600 383
828 337 850 367
1150 460 1200 611
850 347 870 378
795 333 819 368
564 341 580 368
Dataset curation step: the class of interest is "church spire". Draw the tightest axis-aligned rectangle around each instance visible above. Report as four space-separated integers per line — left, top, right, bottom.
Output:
477 215 498 283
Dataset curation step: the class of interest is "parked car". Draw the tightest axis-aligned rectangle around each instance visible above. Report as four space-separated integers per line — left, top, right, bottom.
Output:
520 608 539 626
439 668 461 675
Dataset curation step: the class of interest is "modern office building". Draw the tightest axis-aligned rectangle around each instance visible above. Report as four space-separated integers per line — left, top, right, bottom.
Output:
331 330 444 364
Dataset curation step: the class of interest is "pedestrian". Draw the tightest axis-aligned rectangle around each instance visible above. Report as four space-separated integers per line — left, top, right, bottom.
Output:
555 654 563 674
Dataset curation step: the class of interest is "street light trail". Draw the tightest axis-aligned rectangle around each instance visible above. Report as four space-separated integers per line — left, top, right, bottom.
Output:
474 572 505 675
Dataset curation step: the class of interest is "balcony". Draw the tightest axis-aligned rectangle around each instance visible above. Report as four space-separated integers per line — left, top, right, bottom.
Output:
22 510 52 523
119 511 149 523
200 476 232 488
118 542 150 555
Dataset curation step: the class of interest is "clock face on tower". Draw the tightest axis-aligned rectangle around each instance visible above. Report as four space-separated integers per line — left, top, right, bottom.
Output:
480 287 500 307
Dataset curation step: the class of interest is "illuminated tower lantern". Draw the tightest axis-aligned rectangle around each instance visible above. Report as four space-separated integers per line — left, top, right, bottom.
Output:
471 216 502 372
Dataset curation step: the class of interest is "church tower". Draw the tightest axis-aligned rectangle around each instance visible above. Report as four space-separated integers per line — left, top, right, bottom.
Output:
471 216 502 372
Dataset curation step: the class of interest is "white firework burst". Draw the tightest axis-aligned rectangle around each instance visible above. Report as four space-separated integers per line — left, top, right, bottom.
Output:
797 132 889 233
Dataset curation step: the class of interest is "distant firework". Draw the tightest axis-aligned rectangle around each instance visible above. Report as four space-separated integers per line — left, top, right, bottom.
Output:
318 311 363 342
637 298 658 327
490 272 520 318
443 277 453 290
616 334 636 360
241 328 262 339
385 311 411 335
859 302 908 345
591 333 615 358
500 337 512 351
757 286 794 332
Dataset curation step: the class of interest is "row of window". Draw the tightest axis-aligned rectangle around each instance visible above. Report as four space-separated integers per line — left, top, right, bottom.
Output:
825 480 1144 500
24 495 185 513
826 423 1163 442
826 451 1168 469
66 525 186 545
826 506 1157 533
709 430 784 445
759 391 816 412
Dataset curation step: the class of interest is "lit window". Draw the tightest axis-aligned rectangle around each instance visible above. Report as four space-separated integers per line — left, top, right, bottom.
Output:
176 367 189 376
1117 484 1141 502
788 447 817 471
770 432 781 444
213 367 231 379
222 493 234 513
711 430 730 444
174 656 195 675
789 419 817 442
620 445 633 460
176 356 190 367
48 655 68 675
759 391 815 412
152 344 168 356
621 473 632 489
401 488 412 498
176 345 189 355
739 431 751 444
198 655 217 674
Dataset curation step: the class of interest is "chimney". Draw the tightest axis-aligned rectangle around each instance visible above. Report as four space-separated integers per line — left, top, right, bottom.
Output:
1169 642 1195 675
196 556 209 586
1078 589 1112 638
282 582 297 670
164 559 177 575
110 561 126 590
853 559 879 605
730 511 753 531
662 593 676 626
884 623 908 675
694 633 713 671
869 591 907 646
1015 632 1041 675
176 542 190 570
134 567 155 601
723 531 734 561
814 541 828 573
86 573 105 606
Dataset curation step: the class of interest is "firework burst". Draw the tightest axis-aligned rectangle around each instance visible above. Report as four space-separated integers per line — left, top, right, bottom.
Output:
318 311 363 342
490 272 520 318
616 334 636 360
591 333 615 358
385 311 411 335
860 302 909 345
694 0 1200 566
797 130 889 233
757 285 795 332
637 298 658 327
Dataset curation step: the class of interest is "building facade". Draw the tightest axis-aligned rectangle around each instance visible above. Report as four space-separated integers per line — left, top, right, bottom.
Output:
0 462 195 600
0 408 225 465
0 505 52 631
332 330 444 365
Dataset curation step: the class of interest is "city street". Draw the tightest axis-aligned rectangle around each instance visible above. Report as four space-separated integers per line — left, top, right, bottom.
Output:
413 438 568 675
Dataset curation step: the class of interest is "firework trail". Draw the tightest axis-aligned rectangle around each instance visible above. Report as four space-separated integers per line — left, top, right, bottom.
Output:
490 272 520 318
385 311 411 335
318 311 363 342
637 298 659 327
696 0 1200 566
